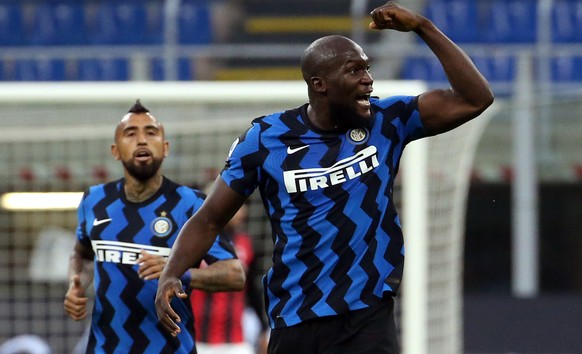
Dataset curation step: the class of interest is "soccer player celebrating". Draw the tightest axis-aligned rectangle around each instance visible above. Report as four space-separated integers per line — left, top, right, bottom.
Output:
64 100 245 353
156 2 493 353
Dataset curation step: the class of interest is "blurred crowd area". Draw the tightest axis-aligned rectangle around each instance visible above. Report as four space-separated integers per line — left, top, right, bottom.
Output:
0 0 580 84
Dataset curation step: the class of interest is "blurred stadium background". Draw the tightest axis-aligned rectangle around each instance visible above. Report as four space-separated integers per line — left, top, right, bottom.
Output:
1 0 582 353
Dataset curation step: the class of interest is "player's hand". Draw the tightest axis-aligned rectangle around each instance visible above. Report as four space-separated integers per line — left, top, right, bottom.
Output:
369 1 424 32
155 276 188 337
64 275 88 320
137 250 167 280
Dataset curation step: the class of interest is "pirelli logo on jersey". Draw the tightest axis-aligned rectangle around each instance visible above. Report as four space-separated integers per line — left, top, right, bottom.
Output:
91 240 171 265
283 145 379 193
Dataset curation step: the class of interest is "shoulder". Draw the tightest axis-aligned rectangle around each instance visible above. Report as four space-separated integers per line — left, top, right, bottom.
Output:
88 179 117 192
160 180 206 215
82 179 120 202
164 178 206 200
249 105 304 131
182 187 207 202
371 95 419 110
372 95 421 126
227 106 305 161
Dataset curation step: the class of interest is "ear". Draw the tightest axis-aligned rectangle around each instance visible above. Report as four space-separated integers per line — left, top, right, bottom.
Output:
310 76 326 93
163 141 169 158
111 143 120 160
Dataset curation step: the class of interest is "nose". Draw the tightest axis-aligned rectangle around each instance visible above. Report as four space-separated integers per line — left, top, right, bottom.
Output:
137 131 147 144
363 69 374 85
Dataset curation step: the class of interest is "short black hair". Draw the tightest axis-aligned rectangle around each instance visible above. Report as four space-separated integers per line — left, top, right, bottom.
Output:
128 99 150 114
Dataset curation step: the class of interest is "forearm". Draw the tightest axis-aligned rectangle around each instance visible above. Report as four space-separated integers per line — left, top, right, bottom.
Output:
68 244 94 289
65 252 93 320
69 259 93 286
186 259 245 292
161 214 223 283
415 18 492 108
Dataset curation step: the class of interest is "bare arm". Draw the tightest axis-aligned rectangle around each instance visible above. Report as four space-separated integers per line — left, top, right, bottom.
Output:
138 250 245 292
187 259 246 292
64 240 94 321
155 176 247 336
370 1 494 134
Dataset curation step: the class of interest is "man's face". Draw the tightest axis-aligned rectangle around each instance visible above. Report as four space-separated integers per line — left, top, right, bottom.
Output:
325 45 374 128
111 113 168 181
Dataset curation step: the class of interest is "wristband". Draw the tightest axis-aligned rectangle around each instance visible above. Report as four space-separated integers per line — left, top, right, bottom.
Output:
180 270 191 289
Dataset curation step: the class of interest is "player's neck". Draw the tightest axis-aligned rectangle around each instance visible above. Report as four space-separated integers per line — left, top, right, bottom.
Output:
307 104 341 132
124 174 163 203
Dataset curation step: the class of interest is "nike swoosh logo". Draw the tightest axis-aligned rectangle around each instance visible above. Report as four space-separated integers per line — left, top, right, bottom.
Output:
287 145 309 154
93 218 112 226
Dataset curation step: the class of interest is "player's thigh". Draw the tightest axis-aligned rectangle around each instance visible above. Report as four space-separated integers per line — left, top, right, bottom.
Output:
325 298 399 354
268 298 399 354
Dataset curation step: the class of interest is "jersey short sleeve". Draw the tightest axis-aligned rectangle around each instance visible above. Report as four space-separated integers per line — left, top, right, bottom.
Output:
373 95 426 144
76 191 89 244
75 186 103 254
221 121 264 196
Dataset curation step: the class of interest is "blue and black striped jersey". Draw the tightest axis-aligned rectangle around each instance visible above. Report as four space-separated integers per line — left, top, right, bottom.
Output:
76 177 236 353
221 95 426 329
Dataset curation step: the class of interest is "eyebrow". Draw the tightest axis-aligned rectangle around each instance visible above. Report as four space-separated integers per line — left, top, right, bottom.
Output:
122 124 160 133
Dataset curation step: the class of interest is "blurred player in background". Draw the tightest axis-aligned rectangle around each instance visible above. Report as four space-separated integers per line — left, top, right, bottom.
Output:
64 100 245 353
191 202 268 354
156 1 493 353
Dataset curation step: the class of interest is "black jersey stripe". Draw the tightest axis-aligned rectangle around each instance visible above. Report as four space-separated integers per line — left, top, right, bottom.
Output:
293 198 324 321
325 190 356 314
122 271 149 352
95 265 119 351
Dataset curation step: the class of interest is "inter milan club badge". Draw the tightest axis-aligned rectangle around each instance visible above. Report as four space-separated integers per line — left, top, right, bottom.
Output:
151 211 172 237
346 128 369 145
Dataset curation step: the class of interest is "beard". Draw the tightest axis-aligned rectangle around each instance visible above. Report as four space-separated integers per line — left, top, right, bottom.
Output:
121 157 163 182
329 100 372 130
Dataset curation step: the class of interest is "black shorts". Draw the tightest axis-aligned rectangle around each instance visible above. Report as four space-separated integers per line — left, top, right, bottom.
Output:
267 298 399 354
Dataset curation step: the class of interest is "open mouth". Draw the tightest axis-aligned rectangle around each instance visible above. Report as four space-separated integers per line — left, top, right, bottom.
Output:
134 149 152 162
356 93 371 107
